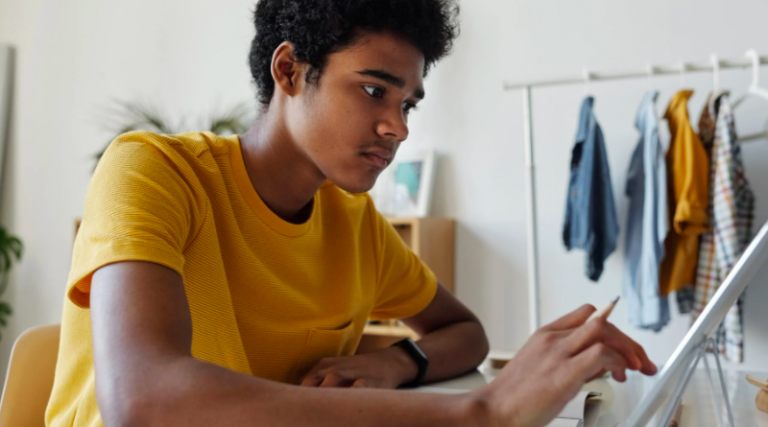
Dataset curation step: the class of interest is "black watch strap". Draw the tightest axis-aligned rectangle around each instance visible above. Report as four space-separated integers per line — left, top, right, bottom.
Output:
391 337 429 387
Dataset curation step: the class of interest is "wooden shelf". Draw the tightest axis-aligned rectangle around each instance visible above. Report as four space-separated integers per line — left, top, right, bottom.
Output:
362 325 419 339
385 216 456 292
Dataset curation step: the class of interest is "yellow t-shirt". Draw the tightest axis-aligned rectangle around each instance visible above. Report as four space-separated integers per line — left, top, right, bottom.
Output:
45 131 438 427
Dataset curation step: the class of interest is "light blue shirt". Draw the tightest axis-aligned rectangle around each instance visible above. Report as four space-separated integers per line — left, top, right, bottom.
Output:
623 91 669 332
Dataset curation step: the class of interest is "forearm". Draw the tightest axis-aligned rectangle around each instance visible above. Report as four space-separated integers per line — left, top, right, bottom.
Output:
414 319 489 384
113 356 481 427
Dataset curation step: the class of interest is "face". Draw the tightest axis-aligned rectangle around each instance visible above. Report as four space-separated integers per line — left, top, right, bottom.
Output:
286 31 426 194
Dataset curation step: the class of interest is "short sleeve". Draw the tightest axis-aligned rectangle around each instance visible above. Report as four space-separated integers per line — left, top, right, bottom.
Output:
368 209 438 320
67 135 201 308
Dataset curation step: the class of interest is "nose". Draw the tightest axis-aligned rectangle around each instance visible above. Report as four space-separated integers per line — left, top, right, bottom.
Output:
375 108 409 143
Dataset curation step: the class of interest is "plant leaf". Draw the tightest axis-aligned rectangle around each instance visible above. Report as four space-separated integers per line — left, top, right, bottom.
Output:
0 250 8 273
0 301 12 314
93 100 253 173
208 103 252 135
6 236 22 260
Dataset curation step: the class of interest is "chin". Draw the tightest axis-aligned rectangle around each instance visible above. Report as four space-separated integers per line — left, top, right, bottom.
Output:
329 173 379 194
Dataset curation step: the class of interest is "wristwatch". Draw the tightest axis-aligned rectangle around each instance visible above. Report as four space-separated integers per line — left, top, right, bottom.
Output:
391 337 429 387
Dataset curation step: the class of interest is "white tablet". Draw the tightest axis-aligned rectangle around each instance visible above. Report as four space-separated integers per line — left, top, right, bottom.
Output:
624 219 768 426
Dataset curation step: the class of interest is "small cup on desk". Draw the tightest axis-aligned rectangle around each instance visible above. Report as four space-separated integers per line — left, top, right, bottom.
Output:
746 375 768 414
483 351 516 376
668 404 683 427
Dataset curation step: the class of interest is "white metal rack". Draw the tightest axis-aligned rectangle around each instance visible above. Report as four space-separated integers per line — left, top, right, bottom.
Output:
503 52 768 335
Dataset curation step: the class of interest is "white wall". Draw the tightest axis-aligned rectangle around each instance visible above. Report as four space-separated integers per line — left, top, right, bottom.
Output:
1 0 768 387
409 0 768 372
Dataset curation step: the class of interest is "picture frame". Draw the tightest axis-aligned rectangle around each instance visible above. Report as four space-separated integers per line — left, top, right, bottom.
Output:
370 149 436 218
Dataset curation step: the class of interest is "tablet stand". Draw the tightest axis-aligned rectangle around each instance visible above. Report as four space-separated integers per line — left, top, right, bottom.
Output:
657 337 735 427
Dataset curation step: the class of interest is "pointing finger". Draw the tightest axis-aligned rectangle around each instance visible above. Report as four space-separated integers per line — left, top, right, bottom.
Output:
541 304 596 332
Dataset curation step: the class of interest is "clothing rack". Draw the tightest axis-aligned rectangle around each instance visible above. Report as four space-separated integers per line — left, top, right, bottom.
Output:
503 53 768 335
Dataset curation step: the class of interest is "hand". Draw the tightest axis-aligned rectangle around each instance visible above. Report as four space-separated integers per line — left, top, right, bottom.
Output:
470 304 657 427
298 346 418 389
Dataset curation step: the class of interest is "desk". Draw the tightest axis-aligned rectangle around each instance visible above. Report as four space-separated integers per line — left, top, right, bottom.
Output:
421 364 768 426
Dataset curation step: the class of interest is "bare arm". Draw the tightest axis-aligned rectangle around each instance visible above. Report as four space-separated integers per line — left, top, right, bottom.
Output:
399 283 489 384
91 261 656 427
90 261 477 427
299 284 488 388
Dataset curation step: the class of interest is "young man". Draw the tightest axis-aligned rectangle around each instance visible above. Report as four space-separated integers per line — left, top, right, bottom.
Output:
46 1 657 426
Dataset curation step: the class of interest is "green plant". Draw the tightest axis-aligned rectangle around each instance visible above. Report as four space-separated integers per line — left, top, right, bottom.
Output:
0 225 23 341
94 100 254 169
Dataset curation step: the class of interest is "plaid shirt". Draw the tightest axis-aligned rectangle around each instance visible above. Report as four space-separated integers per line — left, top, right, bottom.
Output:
676 94 718 314
692 93 755 362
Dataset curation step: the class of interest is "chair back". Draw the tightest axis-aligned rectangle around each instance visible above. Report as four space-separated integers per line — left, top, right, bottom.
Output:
0 324 61 427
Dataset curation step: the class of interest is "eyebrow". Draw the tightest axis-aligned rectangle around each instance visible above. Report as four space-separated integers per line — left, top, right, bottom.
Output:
356 69 425 100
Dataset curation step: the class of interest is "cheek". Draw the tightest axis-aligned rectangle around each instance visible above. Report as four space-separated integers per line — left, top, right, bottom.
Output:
304 100 369 161
292 98 338 154
291 89 381 183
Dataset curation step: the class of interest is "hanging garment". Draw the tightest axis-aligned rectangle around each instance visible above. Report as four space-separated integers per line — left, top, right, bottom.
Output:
623 91 669 332
676 92 719 314
563 96 619 282
693 93 754 362
659 90 709 297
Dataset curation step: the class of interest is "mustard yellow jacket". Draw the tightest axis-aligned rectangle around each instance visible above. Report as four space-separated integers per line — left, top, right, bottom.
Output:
659 90 709 296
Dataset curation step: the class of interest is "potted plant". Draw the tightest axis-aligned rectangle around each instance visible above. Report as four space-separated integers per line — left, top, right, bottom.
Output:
94 101 254 168
0 225 22 341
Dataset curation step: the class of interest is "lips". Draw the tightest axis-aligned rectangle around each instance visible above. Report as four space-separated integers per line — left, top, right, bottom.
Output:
361 146 394 169
362 152 390 168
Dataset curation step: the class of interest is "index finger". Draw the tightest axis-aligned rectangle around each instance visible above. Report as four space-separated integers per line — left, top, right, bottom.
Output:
540 304 596 332
566 318 657 375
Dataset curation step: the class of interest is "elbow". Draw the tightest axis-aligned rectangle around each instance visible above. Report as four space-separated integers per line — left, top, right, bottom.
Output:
96 376 161 427
475 321 490 362
465 318 490 367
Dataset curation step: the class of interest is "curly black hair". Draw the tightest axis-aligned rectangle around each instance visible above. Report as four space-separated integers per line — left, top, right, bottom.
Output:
249 0 460 106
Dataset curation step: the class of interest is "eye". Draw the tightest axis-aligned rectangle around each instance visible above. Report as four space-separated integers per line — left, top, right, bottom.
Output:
363 85 385 99
402 102 418 115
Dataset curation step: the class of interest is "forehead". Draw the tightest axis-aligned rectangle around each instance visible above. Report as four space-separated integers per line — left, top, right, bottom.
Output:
326 31 425 89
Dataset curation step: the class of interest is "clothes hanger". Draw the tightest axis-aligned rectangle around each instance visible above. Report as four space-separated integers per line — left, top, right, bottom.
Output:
708 53 724 112
711 53 721 94
646 64 655 91
739 124 768 143
733 49 768 109
678 61 688 88
733 50 768 142
583 68 592 96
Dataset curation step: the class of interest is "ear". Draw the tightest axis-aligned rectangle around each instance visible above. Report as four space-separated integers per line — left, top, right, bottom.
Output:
270 41 306 99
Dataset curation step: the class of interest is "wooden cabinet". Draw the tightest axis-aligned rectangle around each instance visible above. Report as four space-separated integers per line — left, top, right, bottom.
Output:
387 217 456 292
356 216 456 354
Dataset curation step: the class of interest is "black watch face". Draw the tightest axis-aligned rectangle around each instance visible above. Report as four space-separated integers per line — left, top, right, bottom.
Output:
395 338 428 386
410 341 427 361
400 339 427 365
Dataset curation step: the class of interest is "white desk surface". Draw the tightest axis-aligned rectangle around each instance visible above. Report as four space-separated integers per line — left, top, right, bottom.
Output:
421 363 768 426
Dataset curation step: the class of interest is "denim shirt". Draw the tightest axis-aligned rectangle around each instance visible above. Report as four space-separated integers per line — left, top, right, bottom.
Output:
623 91 669 332
563 96 619 281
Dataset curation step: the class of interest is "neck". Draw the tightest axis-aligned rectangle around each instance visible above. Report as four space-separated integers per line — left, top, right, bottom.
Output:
238 108 326 223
